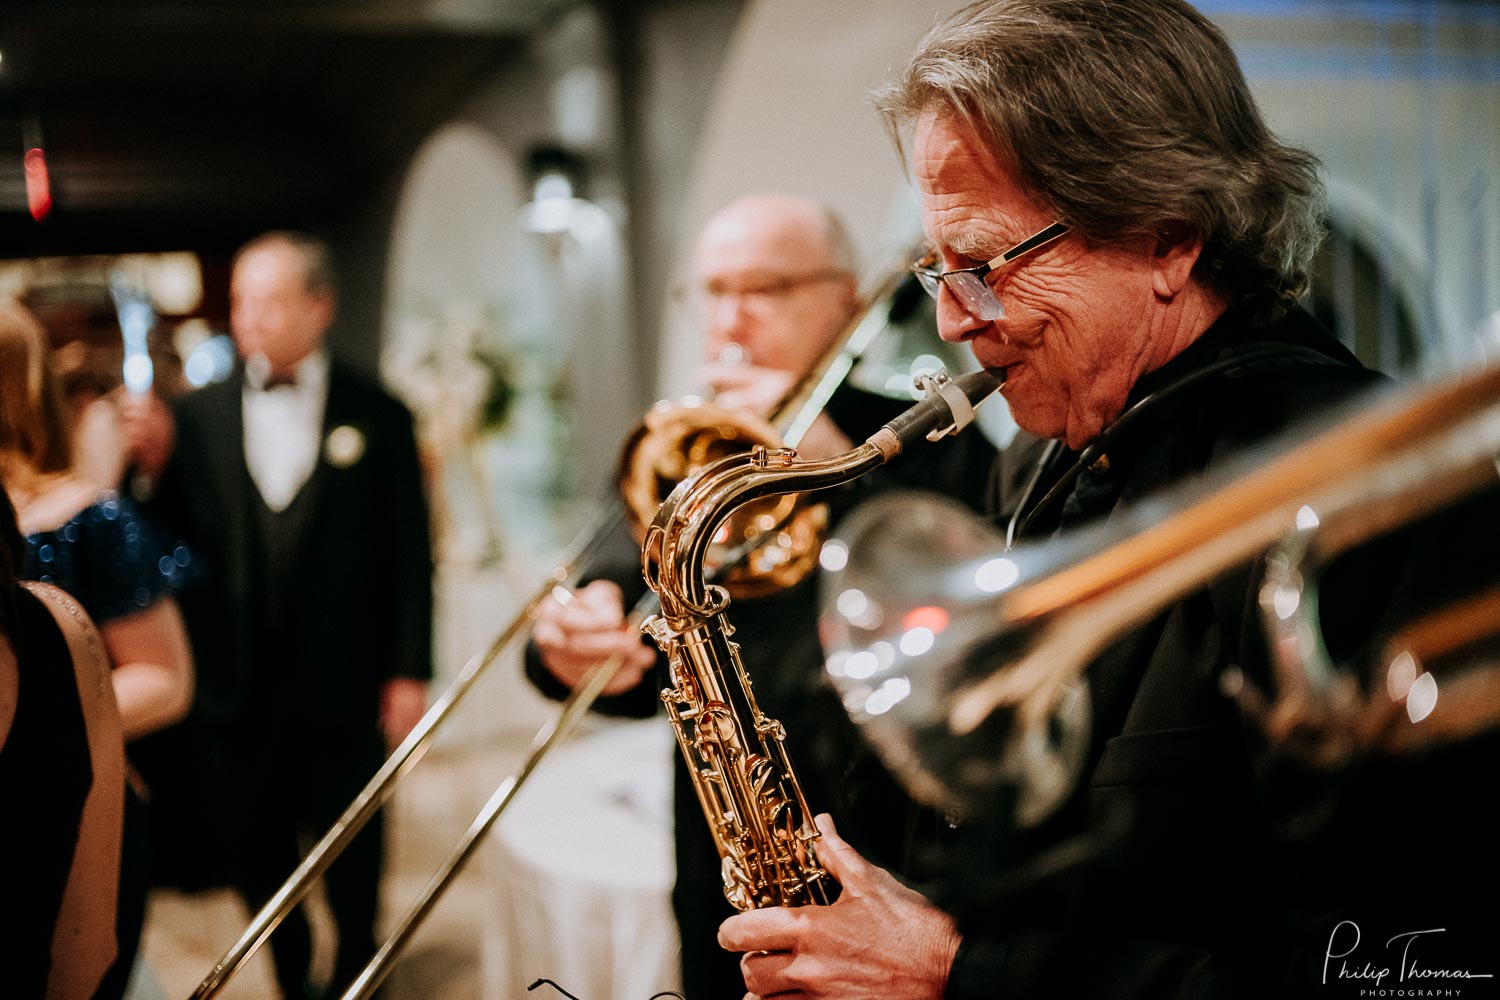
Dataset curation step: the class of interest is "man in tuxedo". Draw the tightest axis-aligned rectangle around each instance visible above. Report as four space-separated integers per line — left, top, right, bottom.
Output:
133 231 431 998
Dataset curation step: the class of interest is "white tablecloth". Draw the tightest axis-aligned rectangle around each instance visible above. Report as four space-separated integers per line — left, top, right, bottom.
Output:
483 718 681 1000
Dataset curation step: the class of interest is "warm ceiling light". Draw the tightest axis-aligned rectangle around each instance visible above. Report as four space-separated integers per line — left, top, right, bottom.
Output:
25 147 52 221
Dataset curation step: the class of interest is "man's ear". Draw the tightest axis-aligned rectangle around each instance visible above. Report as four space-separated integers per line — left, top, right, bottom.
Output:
312 289 337 332
1150 223 1205 300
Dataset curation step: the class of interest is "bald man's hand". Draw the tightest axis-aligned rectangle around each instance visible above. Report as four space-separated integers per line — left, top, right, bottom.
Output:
533 580 658 695
698 361 852 459
699 360 795 417
719 814 960 1000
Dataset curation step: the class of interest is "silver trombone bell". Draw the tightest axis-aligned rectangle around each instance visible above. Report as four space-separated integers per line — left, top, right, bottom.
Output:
818 491 1092 826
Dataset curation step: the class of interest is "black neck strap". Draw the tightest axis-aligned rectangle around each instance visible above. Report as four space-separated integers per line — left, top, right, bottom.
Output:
1005 342 1343 547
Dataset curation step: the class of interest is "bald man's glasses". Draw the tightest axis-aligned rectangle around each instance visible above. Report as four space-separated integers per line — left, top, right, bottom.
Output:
912 222 1070 321
686 270 852 315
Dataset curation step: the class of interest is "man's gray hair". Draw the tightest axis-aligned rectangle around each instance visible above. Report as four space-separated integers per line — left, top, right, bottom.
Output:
877 0 1325 317
234 230 337 298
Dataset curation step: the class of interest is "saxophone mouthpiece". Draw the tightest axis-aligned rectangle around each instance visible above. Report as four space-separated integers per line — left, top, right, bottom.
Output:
876 367 1005 455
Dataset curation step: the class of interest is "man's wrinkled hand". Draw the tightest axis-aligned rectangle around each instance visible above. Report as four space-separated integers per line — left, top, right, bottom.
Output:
719 814 961 1000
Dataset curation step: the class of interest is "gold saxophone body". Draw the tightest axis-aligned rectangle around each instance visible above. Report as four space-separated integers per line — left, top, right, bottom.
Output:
639 368 1005 911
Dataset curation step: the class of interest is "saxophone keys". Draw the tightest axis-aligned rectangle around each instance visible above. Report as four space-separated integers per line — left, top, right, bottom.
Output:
750 445 799 469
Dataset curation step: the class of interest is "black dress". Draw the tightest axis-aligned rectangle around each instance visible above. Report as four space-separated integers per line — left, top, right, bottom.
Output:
23 490 190 1000
24 491 192 616
0 584 95 999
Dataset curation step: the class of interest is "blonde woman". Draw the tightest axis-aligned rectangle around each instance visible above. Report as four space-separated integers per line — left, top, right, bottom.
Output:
0 298 194 999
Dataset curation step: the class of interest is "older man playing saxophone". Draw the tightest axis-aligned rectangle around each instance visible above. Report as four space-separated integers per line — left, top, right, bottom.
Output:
717 2 1406 998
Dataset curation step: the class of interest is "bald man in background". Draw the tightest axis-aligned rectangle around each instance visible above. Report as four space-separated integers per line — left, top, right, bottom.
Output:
525 193 925 997
529 194 864 698
688 194 860 429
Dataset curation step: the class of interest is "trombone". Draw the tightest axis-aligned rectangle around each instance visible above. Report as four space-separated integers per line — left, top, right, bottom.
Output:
820 359 1500 823
190 261 916 999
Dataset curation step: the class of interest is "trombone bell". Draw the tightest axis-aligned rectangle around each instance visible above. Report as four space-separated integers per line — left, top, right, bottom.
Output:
822 361 1500 827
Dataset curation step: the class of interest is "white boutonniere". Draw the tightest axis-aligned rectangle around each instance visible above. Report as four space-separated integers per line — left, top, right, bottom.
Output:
325 424 366 468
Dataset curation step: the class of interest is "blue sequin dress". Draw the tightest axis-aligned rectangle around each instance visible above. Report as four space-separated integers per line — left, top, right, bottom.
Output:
23 491 192 624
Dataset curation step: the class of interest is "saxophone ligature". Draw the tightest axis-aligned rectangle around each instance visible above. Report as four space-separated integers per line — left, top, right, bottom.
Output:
639 367 1005 911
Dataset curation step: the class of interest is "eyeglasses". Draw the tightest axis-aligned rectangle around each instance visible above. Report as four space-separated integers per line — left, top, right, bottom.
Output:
912 221 1071 321
687 270 851 314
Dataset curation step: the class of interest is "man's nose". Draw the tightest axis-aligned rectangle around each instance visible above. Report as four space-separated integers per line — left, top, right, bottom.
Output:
706 292 753 339
936 291 988 344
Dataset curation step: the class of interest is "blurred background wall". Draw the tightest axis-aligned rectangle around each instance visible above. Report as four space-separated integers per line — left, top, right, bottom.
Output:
5 1 1494 463
666 1 1499 387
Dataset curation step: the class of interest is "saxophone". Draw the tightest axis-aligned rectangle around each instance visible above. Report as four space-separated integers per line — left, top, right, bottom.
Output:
639 368 1004 911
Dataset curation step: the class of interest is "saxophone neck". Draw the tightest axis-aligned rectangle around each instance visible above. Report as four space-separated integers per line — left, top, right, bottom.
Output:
645 442 887 623
642 367 1006 623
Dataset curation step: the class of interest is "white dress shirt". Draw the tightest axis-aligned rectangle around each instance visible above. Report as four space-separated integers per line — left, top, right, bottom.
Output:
242 349 329 512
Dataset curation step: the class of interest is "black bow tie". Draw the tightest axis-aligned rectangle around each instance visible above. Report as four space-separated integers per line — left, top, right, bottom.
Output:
259 372 298 390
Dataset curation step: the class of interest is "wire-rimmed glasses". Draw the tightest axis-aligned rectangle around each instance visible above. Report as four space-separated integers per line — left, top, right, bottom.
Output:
912 221 1070 321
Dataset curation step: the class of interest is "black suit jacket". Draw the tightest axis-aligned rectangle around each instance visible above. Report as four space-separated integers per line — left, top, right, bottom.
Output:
931 306 1402 1000
141 362 432 837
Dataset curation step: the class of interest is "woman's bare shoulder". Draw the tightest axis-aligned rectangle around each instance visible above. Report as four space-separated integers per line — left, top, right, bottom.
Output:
13 475 104 537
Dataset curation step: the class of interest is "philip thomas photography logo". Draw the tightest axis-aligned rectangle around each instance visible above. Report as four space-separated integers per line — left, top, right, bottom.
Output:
1324 920 1494 997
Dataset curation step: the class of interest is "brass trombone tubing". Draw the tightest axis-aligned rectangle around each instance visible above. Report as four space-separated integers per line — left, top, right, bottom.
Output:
1384 584 1500 666
188 509 622 1000
338 648 629 1000
949 362 1500 737
330 369 1000 989
333 510 810 995
777 266 908 448
331 517 801 996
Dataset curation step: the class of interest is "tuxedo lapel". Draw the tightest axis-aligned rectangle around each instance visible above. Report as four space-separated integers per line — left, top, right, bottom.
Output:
267 364 340 569
320 364 349 447
199 373 255 597
204 371 249 504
